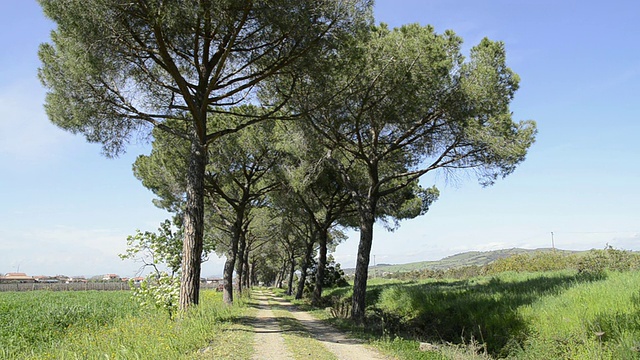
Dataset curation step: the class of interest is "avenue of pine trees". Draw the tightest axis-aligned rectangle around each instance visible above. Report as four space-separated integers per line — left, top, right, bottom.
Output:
38 0 536 321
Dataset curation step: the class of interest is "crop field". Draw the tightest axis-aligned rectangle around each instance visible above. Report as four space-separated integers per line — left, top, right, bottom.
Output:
320 269 640 359
0 290 137 358
0 290 253 360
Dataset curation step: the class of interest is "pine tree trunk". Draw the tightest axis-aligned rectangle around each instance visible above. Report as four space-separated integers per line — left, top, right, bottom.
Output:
286 257 296 296
243 246 250 289
312 229 328 306
223 212 243 305
274 271 281 288
236 232 246 295
250 260 256 287
351 200 376 321
179 137 207 311
295 240 314 299
222 256 236 304
276 261 287 288
295 268 307 299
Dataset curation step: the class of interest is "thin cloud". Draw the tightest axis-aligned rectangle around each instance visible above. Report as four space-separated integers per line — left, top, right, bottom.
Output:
0 225 133 276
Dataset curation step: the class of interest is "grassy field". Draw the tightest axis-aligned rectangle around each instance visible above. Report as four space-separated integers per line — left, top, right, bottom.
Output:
0 290 253 360
318 269 640 359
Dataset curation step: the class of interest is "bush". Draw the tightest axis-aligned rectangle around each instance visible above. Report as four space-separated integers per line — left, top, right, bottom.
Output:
131 272 179 319
485 251 573 274
575 246 640 274
305 256 349 295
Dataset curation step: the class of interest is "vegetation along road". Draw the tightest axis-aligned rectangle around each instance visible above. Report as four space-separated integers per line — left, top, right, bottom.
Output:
3 249 639 359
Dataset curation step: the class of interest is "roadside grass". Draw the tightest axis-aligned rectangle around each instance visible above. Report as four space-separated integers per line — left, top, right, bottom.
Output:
370 336 448 360
0 290 253 360
514 270 640 360
316 270 640 359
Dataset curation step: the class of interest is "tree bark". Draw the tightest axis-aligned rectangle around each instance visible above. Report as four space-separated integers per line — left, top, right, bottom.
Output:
179 137 207 310
250 260 257 287
312 229 328 306
276 260 287 288
222 256 236 304
295 266 307 300
351 199 377 321
242 244 250 289
223 211 244 305
295 239 315 299
286 256 296 296
236 232 246 294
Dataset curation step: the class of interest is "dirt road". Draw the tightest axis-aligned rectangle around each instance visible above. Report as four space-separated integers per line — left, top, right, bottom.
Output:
250 289 392 360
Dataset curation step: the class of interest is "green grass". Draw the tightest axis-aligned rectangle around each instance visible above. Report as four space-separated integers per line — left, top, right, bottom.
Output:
0 290 138 358
0 290 253 360
515 270 640 359
7 268 635 359
319 270 640 359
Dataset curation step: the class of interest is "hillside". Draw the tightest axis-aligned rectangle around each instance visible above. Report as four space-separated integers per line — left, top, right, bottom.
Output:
343 248 579 275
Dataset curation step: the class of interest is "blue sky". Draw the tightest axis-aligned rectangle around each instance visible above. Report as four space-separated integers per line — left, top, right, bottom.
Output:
1 1 638 277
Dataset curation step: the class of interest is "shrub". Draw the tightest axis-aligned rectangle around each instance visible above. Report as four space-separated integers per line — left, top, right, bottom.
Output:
485 251 573 274
131 272 179 319
305 256 349 295
575 245 640 274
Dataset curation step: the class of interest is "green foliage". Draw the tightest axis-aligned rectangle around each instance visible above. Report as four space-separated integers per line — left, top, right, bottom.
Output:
306 257 350 295
485 251 574 274
574 245 640 274
38 0 371 155
131 272 180 319
120 219 217 315
274 18 536 320
387 264 487 281
120 219 183 273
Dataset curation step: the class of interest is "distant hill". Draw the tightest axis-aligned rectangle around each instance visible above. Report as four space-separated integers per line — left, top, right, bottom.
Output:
343 248 580 275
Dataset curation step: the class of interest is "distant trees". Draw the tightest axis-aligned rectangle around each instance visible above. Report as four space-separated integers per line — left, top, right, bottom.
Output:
272 121 355 303
39 1 535 320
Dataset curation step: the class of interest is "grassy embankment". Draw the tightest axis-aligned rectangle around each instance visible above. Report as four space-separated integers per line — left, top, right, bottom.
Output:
307 249 640 359
0 290 254 359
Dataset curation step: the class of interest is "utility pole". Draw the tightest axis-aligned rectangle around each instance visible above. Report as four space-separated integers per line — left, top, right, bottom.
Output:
551 232 555 251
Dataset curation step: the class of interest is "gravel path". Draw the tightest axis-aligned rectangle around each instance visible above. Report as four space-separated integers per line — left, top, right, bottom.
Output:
251 291 295 360
250 289 393 360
